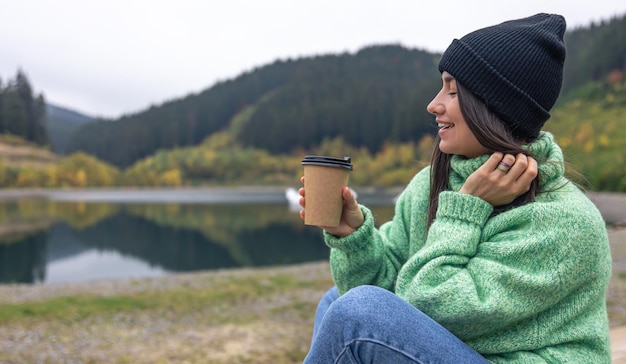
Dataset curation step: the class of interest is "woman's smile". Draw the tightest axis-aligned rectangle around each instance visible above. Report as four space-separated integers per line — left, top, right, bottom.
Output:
437 121 454 134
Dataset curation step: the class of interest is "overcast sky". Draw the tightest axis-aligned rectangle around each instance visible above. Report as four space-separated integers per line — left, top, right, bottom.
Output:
1 0 624 119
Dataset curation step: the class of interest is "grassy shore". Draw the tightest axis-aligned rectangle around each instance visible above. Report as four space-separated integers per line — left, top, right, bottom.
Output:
0 261 334 363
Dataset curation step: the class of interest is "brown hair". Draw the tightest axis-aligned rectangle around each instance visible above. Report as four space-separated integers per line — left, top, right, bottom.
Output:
426 81 540 227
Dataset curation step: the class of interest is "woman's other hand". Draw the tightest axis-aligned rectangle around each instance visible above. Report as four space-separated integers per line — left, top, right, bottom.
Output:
299 177 364 237
459 152 538 206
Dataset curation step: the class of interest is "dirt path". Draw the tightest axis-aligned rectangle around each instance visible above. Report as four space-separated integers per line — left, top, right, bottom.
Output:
587 192 626 227
594 192 626 362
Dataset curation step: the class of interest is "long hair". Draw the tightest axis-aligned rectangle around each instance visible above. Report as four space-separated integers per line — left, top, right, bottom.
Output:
426 81 540 227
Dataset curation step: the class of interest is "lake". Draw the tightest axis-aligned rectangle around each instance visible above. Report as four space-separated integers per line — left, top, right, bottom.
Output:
0 187 397 285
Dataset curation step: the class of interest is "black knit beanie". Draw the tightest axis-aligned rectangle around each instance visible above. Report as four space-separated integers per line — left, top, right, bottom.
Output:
438 13 566 140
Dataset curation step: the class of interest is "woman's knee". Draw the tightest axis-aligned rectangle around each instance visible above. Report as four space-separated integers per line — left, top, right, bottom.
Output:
321 286 339 304
324 285 392 323
342 285 393 307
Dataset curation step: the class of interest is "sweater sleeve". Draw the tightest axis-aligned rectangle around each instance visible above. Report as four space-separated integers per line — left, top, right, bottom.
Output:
395 189 611 341
324 168 431 295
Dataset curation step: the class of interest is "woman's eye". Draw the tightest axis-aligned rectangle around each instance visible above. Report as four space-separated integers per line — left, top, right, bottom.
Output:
448 91 457 96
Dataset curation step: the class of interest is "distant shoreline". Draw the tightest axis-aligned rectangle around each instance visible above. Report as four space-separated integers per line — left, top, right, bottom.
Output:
0 186 622 224
0 185 289 197
0 186 290 202
0 186 404 207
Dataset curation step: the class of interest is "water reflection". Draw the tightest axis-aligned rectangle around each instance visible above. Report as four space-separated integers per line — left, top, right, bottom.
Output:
0 192 394 284
0 230 47 283
45 247 170 284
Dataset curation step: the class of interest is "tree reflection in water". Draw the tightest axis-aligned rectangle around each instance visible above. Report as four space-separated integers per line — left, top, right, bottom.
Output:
0 197 393 284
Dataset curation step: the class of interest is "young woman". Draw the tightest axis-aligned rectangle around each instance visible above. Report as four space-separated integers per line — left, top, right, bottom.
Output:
299 13 612 363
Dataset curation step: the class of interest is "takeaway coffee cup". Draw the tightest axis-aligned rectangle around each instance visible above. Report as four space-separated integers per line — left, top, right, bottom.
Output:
301 155 353 227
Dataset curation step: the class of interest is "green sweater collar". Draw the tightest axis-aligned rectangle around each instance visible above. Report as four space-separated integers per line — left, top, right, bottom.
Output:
448 131 565 192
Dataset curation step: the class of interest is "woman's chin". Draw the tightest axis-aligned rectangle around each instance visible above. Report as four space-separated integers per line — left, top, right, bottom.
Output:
438 143 456 155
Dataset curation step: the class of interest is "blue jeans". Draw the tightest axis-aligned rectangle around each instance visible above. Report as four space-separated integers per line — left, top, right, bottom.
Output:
303 286 490 364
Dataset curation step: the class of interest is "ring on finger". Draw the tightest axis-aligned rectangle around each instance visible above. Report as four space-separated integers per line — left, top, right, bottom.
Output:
497 161 511 173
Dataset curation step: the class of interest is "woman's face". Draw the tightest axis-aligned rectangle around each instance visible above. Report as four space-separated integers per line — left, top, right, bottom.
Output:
427 72 489 158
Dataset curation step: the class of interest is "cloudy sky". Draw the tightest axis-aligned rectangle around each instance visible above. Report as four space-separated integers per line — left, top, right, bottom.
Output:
1 0 624 118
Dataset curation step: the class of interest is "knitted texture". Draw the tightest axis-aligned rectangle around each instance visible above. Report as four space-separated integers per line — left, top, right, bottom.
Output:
324 132 612 363
438 13 566 140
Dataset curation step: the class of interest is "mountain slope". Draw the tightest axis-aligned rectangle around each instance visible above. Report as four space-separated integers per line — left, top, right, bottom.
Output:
546 81 626 191
63 14 626 171
0 135 59 169
45 104 96 154
65 45 442 168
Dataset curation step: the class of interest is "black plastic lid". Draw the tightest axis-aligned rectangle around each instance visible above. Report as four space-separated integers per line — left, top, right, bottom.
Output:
301 155 353 170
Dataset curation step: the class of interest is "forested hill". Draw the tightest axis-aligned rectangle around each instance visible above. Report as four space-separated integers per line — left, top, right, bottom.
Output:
561 14 626 95
66 45 441 168
65 13 626 169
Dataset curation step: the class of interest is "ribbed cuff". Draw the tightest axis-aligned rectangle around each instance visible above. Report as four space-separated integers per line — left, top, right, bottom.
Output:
436 191 493 227
324 206 374 253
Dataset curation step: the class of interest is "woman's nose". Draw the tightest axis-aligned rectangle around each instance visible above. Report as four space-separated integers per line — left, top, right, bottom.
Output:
427 96 442 115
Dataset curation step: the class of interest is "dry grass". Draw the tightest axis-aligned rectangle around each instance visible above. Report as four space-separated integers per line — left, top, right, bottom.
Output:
0 137 59 169
0 262 334 364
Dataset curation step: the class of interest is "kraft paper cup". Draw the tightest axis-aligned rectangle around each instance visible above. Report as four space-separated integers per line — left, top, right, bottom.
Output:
302 156 353 227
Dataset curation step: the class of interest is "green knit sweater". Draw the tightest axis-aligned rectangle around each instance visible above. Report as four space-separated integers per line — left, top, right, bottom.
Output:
324 132 612 363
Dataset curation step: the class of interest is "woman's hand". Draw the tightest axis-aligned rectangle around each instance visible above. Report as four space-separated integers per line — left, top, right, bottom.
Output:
299 177 364 237
459 152 537 206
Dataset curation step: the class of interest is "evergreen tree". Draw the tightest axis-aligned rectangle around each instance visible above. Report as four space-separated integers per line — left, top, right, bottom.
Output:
1 88 28 136
0 77 4 131
0 70 49 146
